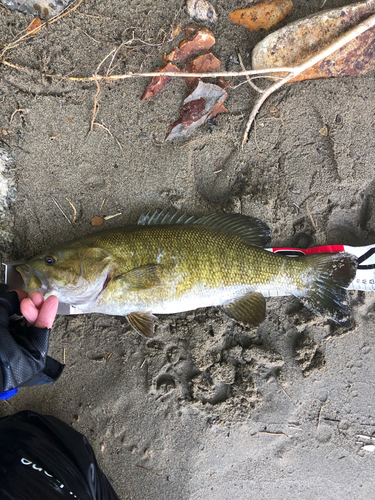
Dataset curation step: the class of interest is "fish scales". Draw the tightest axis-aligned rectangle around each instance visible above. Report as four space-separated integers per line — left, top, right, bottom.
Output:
84 225 303 294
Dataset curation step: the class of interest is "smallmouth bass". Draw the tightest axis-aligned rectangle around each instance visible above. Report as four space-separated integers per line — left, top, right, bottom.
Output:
18 211 357 337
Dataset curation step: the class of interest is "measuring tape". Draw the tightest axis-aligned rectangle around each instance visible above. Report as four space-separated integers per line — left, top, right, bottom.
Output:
264 244 375 296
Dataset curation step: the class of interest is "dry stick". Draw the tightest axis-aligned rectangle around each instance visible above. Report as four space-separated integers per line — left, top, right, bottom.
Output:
42 66 295 82
259 431 291 438
1 60 25 72
306 203 318 231
10 108 26 122
1 59 297 81
237 50 264 94
66 198 77 223
93 122 123 151
135 464 161 477
90 48 117 131
3 399 14 410
90 78 101 131
241 12 375 147
50 195 72 226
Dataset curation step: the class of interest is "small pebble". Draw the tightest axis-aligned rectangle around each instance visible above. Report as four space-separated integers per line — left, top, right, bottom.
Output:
91 216 104 226
186 0 218 25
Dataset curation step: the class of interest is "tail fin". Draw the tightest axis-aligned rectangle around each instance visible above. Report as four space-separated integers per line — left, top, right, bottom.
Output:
297 252 357 326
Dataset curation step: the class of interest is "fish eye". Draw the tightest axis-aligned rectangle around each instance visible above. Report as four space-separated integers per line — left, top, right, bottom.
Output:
45 255 57 266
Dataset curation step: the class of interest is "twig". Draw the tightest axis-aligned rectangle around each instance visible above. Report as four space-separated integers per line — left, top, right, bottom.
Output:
106 44 123 76
40 67 295 81
10 108 26 122
264 112 285 126
140 358 147 368
135 464 161 477
1 60 25 72
50 196 72 226
277 381 292 401
3 399 14 409
317 401 327 429
93 122 123 151
103 212 122 220
90 78 101 131
168 4 184 40
0 60 297 83
237 50 264 94
63 347 66 364
229 80 248 90
90 48 117 131
241 12 375 147
259 431 290 438
66 198 77 223
306 203 318 231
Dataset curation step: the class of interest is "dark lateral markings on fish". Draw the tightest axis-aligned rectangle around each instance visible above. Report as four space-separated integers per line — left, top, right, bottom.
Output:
17 211 358 338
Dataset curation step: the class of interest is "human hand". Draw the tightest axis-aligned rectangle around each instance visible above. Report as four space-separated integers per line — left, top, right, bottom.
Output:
0 288 63 394
14 290 58 329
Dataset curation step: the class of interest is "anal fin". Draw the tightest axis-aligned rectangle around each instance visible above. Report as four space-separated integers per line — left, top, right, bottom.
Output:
222 292 266 326
127 311 160 338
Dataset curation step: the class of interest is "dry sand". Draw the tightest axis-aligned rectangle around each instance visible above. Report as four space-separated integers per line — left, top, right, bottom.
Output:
1 0 375 498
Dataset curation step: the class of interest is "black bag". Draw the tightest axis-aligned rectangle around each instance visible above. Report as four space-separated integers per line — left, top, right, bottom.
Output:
0 411 119 500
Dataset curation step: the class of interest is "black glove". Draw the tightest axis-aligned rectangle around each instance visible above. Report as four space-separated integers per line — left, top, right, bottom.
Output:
0 284 64 397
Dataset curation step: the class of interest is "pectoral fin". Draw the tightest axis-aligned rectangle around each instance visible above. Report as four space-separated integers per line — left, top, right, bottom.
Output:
222 292 266 326
117 264 162 291
127 311 160 338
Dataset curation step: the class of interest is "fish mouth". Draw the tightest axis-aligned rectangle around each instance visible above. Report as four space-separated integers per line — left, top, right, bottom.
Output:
16 264 43 292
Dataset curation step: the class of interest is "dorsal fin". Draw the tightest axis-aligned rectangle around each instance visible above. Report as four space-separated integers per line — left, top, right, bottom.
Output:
138 210 197 226
138 210 271 247
194 213 271 247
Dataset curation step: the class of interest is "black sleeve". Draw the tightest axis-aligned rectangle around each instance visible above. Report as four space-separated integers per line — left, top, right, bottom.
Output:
0 285 64 392
0 410 120 500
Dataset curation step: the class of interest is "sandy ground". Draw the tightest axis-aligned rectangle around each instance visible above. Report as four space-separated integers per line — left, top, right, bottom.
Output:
1 0 375 498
